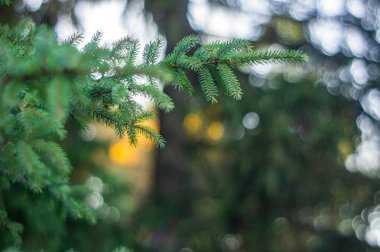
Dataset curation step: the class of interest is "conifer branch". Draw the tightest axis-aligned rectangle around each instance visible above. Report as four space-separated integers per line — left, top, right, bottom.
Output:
0 22 308 240
1 65 171 86
217 64 242 100
197 67 219 103
163 36 307 104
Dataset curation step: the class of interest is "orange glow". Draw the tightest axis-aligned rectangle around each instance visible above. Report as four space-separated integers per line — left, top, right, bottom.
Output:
109 141 140 165
207 121 224 141
143 116 160 132
108 118 159 165
138 118 160 149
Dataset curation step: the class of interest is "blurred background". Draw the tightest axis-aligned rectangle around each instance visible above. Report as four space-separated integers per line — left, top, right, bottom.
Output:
2 0 380 251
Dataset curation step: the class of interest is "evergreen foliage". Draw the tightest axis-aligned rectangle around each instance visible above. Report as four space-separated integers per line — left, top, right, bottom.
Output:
163 36 306 102
0 6 307 248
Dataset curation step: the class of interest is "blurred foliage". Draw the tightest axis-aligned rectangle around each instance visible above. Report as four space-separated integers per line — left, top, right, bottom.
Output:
2 0 380 251
175 77 374 251
142 0 380 251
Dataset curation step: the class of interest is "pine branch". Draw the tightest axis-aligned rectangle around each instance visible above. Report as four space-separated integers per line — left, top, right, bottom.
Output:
217 64 242 100
130 83 174 112
222 50 308 66
0 25 309 242
163 36 307 103
143 37 163 65
1 65 171 86
171 69 194 95
170 35 199 57
198 67 218 103
0 30 307 151
135 124 166 148
0 166 32 189
62 32 83 47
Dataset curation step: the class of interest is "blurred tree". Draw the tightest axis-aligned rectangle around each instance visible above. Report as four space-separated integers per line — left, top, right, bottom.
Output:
141 0 380 251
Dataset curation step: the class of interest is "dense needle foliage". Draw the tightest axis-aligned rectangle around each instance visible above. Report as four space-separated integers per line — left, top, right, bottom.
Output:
0 7 307 249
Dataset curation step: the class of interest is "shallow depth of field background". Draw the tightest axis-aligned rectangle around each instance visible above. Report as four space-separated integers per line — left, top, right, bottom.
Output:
2 0 380 251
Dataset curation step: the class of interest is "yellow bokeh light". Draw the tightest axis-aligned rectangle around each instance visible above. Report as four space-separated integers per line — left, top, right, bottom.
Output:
109 141 140 165
183 112 203 134
142 116 160 132
108 118 160 165
207 121 224 141
338 139 352 157
138 117 160 149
